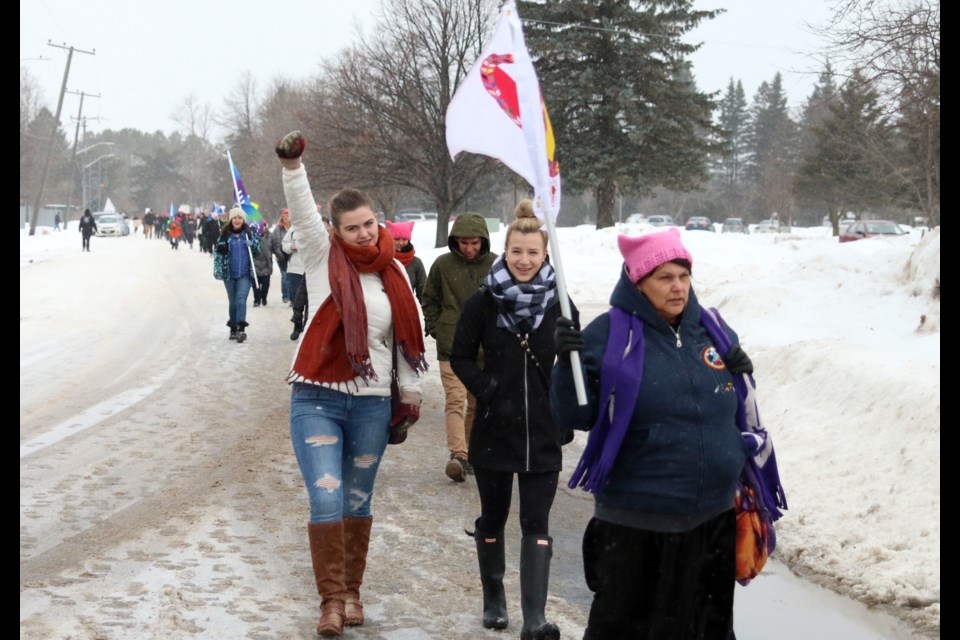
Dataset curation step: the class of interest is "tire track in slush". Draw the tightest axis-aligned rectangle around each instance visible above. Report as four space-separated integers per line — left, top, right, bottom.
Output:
19 362 181 459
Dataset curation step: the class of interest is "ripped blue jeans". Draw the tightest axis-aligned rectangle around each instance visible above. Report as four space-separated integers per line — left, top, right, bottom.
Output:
290 383 391 524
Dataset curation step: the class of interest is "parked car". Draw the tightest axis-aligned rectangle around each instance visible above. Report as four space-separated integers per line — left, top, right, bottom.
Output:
839 220 906 243
822 215 857 228
647 215 675 227
721 218 748 234
396 212 438 222
754 219 790 234
96 213 130 237
684 216 715 232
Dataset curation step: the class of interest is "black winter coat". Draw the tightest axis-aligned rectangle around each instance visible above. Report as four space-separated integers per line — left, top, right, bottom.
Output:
450 287 576 473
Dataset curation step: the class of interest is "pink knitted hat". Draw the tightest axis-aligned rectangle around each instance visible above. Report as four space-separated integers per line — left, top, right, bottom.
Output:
385 220 414 240
618 227 693 283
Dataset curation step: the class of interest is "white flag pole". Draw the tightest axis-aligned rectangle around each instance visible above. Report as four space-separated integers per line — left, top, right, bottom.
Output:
508 3 587 405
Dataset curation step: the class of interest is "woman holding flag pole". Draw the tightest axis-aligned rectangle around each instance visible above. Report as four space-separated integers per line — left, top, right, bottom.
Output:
445 2 586 638
450 199 574 640
213 206 260 343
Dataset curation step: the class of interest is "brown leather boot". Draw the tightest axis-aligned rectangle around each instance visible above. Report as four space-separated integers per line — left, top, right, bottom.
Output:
343 516 373 626
308 521 346 637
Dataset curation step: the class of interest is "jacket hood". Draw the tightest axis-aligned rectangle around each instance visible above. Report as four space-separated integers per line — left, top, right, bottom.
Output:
609 264 701 331
448 213 491 257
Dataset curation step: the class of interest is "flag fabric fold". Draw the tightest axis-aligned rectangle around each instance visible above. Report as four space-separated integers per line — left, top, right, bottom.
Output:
445 0 560 220
227 150 263 223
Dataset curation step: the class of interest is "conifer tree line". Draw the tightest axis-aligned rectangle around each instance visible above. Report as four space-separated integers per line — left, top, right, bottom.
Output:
20 0 938 240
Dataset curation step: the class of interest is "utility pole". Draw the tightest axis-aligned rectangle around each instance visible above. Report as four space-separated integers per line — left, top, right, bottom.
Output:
27 41 94 236
65 91 101 223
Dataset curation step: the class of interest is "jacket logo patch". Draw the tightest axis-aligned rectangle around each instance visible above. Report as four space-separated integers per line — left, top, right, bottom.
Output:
702 346 726 370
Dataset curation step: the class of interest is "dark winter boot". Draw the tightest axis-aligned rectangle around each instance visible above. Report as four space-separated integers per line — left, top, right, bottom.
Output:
290 321 303 341
519 535 560 640
236 321 248 344
228 321 238 340
473 519 509 630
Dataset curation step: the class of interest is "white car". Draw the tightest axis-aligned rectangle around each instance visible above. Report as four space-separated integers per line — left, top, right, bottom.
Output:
96 214 129 237
754 219 790 234
647 215 676 227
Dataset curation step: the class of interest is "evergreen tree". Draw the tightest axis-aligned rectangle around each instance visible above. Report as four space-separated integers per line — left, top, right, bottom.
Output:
795 62 841 228
796 69 894 227
717 78 749 219
519 0 722 229
745 73 798 221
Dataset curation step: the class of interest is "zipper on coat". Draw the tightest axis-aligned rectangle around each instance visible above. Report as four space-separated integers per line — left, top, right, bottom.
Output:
524 333 531 472
670 325 682 348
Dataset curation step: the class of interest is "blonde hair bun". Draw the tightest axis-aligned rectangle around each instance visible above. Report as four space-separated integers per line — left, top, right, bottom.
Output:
514 199 536 220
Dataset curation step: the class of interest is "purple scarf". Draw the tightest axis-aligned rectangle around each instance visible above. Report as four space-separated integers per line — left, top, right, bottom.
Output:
568 305 787 523
568 307 644 494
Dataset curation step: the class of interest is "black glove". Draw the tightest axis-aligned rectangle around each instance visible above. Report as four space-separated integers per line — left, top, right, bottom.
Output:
216 243 229 255
724 344 754 375
554 316 585 361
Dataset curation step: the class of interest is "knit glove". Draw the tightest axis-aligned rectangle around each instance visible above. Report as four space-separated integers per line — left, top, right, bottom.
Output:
275 130 305 170
389 404 419 445
554 316 585 362
724 344 754 375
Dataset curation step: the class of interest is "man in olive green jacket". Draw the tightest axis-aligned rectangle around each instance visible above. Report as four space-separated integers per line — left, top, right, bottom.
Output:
422 213 497 482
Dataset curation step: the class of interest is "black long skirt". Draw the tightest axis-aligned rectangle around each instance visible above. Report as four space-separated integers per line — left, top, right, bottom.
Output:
581 510 737 640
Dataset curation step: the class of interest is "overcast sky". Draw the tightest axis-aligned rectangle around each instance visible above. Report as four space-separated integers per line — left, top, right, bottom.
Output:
20 0 834 139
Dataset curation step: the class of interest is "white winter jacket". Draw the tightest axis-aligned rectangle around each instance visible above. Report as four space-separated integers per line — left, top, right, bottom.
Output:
281 227 305 275
282 164 423 399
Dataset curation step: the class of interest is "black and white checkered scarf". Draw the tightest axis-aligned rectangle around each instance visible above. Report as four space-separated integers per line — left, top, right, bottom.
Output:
483 255 558 333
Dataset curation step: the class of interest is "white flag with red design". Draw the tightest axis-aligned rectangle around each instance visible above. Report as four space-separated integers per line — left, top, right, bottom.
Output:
445 0 561 220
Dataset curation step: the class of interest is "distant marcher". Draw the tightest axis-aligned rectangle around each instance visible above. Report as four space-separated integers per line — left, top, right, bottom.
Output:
167 216 182 250
252 222 274 307
422 213 497 482
184 216 197 250
54 211 62 231
78 209 97 252
214 207 260 343
201 214 220 254
143 211 156 239
272 209 292 302
385 220 426 302
283 222 305 309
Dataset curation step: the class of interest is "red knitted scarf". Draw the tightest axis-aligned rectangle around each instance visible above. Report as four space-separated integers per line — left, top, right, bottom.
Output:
395 244 416 267
292 227 426 384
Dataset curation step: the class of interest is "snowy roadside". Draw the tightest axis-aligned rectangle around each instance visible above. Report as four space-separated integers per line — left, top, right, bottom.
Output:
21 223 939 637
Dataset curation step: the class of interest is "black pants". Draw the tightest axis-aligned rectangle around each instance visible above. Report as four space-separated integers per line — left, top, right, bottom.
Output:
474 467 558 537
253 275 271 304
291 276 309 328
82 234 91 251
582 511 736 640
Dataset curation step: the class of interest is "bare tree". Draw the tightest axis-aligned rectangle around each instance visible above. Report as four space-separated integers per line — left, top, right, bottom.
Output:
312 0 499 247
822 0 939 223
171 92 215 140
220 70 259 137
